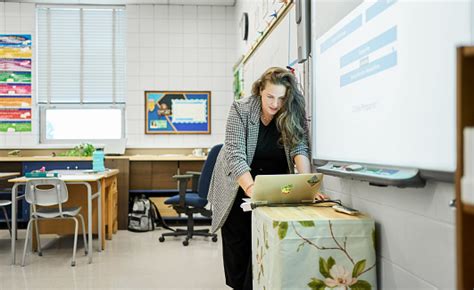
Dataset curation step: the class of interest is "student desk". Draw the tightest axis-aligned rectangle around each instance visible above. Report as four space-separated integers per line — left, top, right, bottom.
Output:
0 172 20 179
252 206 376 290
8 169 119 265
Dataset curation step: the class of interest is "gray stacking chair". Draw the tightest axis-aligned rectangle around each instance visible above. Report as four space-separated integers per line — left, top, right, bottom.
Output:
0 200 12 237
22 179 88 267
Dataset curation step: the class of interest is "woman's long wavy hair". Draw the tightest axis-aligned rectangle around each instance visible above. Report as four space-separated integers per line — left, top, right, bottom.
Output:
251 67 307 149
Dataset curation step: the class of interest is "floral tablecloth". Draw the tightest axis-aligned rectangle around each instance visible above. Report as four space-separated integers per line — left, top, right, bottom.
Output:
252 206 376 290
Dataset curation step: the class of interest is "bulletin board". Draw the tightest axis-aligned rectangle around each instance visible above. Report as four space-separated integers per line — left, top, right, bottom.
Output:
0 34 32 132
145 91 211 134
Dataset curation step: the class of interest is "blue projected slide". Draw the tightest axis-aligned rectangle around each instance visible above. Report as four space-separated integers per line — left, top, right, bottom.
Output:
340 50 397 87
366 0 397 22
320 15 362 53
340 26 397 68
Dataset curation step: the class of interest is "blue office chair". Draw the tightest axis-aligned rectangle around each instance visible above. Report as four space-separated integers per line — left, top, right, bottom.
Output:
159 144 222 246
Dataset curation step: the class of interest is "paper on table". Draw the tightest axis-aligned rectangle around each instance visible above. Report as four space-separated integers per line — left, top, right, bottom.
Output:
241 198 252 212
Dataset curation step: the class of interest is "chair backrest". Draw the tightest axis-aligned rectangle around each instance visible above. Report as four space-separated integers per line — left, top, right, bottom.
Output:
197 144 223 199
25 179 68 207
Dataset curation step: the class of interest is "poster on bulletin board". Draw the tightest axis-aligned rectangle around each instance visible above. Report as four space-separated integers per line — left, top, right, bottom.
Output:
145 91 211 134
0 34 32 132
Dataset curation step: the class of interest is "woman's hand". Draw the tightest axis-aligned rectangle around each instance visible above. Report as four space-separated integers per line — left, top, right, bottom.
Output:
315 191 329 200
238 172 255 198
244 183 254 197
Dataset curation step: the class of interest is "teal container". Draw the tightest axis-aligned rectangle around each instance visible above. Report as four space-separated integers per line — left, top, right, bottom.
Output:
92 149 105 172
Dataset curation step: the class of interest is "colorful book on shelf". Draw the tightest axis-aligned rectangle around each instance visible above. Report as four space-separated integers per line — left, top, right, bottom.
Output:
25 171 59 178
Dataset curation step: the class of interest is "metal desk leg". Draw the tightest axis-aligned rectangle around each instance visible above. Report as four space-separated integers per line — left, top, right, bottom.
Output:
97 181 102 252
70 181 102 263
84 182 93 264
11 183 19 265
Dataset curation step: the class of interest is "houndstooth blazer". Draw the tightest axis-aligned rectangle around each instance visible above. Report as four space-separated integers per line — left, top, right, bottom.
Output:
208 95 310 233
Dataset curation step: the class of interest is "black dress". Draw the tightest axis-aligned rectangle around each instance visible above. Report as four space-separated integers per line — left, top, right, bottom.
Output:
221 119 289 290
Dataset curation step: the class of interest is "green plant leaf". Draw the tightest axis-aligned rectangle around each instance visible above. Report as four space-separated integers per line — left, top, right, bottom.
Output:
352 259 367 278
277 222 288 240
273 221 279 228
82 143 95 156
350 279 372 290
319 257 331 278
307 278 326 290
298 220 315 227
327 256 335 271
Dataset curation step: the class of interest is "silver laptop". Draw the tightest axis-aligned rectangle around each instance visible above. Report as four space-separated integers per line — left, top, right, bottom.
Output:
104 139 127 156
251 173 323 204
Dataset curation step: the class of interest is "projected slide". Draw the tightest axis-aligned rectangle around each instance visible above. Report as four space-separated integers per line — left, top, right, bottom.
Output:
339 26 397 87
313 0 471 172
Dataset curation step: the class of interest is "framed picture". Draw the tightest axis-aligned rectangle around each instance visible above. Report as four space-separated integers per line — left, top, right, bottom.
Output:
145 91 211 134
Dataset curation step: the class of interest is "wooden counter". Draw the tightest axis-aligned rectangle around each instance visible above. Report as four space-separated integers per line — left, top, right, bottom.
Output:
0 155 206 162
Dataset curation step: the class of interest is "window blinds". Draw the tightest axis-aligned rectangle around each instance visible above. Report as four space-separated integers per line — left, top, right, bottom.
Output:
37 6 126 104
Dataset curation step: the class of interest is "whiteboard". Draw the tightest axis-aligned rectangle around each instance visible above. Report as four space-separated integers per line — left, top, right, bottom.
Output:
311 0 472 173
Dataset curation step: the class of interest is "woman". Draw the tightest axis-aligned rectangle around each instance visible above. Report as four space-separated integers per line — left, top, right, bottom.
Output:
208 67 316 290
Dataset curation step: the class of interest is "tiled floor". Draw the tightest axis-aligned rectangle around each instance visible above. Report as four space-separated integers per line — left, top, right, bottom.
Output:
0 227 229 290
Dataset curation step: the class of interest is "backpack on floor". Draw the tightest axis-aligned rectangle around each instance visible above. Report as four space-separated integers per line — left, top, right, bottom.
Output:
128 194 175 232
128 195 156 232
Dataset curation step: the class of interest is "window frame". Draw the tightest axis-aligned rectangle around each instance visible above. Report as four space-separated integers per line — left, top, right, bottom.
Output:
36 5 127 144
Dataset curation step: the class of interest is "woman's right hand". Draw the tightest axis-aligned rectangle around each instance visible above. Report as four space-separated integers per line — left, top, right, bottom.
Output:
315 191 329 200
244 183 254 198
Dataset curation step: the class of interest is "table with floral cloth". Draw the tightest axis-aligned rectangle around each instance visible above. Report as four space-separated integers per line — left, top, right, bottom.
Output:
252 206 377 290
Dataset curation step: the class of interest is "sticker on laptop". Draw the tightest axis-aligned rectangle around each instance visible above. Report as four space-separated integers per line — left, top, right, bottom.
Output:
281 184 294 195
306 175 320 187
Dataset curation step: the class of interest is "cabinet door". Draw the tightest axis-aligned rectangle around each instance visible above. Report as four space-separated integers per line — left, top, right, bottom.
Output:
129 161 152 190
129 161 178 190
151 161 178 190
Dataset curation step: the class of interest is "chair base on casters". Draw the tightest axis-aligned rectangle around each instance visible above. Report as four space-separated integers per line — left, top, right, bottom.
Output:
158 210 218 246
159 228 218 246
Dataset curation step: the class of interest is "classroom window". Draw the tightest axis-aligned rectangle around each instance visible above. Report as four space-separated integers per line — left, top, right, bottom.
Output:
40 105 125 143
37 6 126 143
